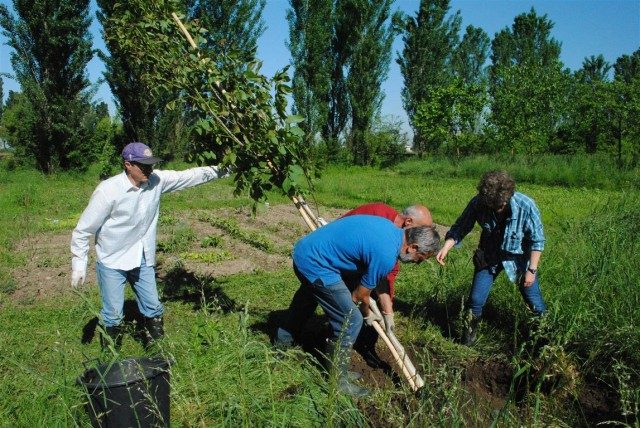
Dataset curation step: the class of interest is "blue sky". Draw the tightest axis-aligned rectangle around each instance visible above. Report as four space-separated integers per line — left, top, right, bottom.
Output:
1 0 639 133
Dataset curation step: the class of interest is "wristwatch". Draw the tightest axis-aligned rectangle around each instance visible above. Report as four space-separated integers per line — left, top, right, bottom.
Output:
527 267 537 274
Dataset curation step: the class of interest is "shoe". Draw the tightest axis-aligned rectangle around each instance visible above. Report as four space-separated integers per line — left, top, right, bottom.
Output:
142 316 164 348
326 341 370 398
274 327 294 351
360 348 385 369
462 312 480 346
100 325 123 350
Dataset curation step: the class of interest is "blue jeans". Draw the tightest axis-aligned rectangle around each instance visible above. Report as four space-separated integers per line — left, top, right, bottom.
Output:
96 254 164 327
277 265 363 349
469 263 546 317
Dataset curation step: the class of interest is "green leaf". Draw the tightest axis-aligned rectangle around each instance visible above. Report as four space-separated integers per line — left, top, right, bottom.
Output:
285 115 305 125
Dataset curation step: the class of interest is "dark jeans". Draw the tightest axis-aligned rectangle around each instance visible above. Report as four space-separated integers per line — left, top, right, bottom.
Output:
469 263 547 317
277 266 363 349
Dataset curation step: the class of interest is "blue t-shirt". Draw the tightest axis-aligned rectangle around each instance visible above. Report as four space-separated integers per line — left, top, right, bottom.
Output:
292 215 403 289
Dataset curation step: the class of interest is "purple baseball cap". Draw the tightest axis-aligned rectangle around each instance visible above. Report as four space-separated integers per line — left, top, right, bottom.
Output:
121 142 162 165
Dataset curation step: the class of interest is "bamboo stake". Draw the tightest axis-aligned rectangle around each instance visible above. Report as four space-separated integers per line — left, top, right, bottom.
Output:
292 195 319 231
296 195 327 227
370 319 418 391
370 299 425 389
172 12 196 48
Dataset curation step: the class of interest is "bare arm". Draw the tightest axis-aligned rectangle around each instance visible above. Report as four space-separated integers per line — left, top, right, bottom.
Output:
352 284 372 316
377 292 393 314
436 238 456 266
523 250 542 287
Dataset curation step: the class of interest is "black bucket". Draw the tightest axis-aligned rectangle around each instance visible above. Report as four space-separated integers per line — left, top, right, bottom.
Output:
77 356 173 427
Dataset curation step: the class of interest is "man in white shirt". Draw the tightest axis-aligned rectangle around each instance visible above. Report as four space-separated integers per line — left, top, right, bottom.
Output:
70 142 226 347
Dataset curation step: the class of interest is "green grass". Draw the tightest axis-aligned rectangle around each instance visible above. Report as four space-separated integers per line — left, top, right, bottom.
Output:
0 157 638 426
395 154 640 190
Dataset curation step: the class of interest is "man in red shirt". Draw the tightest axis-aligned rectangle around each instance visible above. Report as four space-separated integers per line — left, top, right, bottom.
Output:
342 203 432 319
274 203 434 364
341 203 432 367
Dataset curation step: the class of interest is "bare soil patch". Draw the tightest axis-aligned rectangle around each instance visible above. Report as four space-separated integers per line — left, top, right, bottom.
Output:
7 202 447 303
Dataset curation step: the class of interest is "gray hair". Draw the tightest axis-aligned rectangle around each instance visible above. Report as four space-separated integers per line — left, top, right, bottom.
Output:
402 205 425 221
405 226 441 254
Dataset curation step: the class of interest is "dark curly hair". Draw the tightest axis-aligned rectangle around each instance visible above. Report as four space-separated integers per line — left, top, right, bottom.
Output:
477 171 515 210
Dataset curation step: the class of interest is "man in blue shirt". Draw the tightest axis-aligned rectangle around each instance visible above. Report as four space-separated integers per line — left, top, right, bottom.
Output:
277 215 440 397
436 171 547 346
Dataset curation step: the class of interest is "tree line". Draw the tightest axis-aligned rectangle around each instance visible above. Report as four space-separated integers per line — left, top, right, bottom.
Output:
0 0 638 174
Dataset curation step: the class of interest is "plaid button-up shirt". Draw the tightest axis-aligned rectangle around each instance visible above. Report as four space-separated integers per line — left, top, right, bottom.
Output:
445 192 545 283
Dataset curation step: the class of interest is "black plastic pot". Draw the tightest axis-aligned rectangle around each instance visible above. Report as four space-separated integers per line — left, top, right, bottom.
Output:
77 356 173 427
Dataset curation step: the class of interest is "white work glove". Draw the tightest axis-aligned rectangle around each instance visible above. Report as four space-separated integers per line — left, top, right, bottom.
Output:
71 269 86 289
363 311 383 327
382 312 395 335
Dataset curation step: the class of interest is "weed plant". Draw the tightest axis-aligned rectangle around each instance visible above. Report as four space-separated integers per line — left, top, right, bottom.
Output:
199 214 284 254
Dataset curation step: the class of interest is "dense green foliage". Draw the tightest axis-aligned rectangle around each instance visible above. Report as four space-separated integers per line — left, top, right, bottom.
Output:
488 9 569 154
96 0 266 161
98 0 313 203
344 0 397 166
287 0 399 165
0 0 94 172
187 0 266 63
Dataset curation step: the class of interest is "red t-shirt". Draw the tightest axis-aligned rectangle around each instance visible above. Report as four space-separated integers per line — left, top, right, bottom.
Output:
342 203 401 298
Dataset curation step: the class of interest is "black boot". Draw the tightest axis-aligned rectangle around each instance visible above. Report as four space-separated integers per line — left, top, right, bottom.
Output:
100 325 123 350
462 312 480 346
143 316 164 348
325 341 369 397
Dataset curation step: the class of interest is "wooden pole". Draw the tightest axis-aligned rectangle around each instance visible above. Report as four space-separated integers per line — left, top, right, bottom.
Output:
371 320 418 391
172 13 196 48
370 299 425 389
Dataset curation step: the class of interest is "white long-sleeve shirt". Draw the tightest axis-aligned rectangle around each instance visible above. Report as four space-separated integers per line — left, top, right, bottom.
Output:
71 166 220 272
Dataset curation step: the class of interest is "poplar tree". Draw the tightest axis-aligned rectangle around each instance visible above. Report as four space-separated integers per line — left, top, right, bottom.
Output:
571 55 612 154
97 0 181 155
345 0 398 165
451 25 489 136
0 0 93 171
287 0 333 146
396 0 460 153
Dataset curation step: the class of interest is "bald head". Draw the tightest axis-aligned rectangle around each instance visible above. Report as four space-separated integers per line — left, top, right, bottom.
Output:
398 204 433 228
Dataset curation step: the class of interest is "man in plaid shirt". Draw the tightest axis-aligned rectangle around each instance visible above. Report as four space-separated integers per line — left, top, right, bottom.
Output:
436 171 547 345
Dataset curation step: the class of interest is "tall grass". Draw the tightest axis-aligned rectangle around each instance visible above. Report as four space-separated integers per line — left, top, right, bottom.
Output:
396 154 640 190
547 194 639 386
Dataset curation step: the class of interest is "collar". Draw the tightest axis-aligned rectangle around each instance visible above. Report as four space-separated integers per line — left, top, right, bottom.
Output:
119 171 147 192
